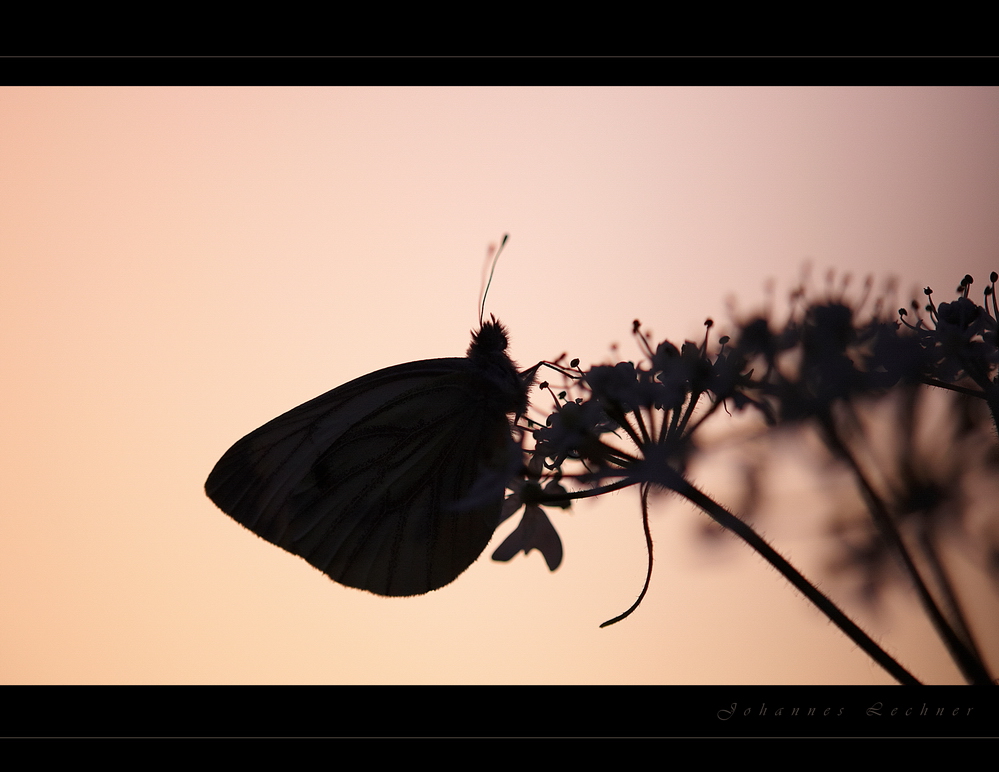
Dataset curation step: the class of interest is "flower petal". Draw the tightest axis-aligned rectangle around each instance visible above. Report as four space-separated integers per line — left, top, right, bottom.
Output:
491 505 563 571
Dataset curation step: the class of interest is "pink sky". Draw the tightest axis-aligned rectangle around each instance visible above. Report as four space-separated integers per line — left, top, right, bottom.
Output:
1 87 997 683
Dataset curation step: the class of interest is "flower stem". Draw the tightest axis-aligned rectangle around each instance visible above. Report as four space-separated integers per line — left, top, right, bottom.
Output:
600 484 655 627
818 416 994 685
670 471 922 685
918 525 990 678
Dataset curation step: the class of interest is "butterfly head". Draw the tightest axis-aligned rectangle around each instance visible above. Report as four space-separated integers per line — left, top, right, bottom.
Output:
468 314 510 358
467 315 532 418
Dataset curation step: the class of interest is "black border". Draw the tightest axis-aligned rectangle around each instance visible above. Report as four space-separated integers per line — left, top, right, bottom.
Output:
1 56 997 87
4 685 997 737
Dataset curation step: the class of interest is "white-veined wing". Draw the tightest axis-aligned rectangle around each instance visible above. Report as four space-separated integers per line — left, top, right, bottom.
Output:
206 356 522 596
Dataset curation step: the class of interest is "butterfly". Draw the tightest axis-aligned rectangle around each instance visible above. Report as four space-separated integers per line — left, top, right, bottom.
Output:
205 316 536 597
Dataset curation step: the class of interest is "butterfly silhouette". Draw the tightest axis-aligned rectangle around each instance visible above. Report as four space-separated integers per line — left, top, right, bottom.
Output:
206 317 535 596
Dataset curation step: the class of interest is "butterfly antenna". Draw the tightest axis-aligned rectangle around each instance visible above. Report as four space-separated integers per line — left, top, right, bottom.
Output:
479 234 509 327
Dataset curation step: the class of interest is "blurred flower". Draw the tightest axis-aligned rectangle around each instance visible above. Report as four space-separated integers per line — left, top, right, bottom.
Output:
823 386 989 611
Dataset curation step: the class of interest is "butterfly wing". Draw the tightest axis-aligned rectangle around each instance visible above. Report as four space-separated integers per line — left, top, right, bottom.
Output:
205 357 518 596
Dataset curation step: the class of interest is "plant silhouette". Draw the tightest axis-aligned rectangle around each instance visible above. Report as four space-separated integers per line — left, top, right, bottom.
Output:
501 270 999 685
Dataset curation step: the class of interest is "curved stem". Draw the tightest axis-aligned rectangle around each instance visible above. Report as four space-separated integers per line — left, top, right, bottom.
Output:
600 484 655 628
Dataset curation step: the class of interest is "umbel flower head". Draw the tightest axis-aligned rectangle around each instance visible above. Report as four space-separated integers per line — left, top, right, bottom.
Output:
529 320 738 494
697 272 999 434
900 273 999 393
493 322 744 620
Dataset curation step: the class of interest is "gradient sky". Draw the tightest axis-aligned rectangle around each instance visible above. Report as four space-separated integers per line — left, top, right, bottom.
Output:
2 86 997 684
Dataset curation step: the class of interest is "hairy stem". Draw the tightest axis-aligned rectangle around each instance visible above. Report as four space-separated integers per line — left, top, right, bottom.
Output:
671 472 921 685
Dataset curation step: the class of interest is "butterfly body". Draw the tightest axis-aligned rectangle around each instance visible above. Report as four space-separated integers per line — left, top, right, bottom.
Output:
206 319 531 596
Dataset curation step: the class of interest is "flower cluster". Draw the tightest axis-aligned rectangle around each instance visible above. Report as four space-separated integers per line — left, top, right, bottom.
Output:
899 273 999 433
494 270 999 684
